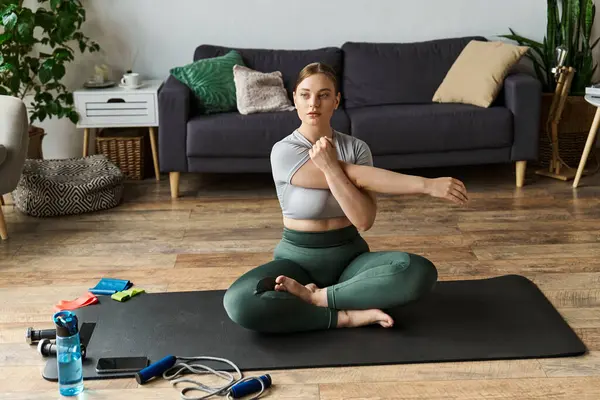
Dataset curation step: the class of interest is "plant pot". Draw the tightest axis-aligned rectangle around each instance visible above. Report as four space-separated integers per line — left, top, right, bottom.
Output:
27 125 46 159
537 93 598 169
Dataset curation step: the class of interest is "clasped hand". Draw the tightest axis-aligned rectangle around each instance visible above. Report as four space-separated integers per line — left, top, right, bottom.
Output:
309 137 338 172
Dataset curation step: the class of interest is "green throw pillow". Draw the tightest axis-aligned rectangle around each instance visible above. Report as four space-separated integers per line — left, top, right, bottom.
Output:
170 50 245 114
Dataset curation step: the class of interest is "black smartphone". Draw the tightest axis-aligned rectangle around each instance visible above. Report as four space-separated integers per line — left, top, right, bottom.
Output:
95 356 149 373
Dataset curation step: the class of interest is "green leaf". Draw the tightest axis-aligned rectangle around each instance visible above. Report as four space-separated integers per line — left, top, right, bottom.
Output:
8 74 19 93
0 53 3 65
50 0 62 11
67 110 79 124
37 109 47 122
35 9 55 31
48 100 59 116
37 91 52 103
53 48 73 61
39 66 53 84
0 31 11 44
503 30 544 47
2 11 17 30
25 57 39 73
52 63 65 80
0 85 8 96
0 3 18 17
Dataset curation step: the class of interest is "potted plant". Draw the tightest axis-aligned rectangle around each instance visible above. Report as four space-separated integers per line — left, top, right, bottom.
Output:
503 0 598 168
0 0 99 158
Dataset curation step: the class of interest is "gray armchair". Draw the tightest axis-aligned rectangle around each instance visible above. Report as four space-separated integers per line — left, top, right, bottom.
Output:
0 95 29 240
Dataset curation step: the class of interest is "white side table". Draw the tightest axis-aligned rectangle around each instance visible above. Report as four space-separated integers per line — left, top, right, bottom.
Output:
73 79 163 181
573 95 600 188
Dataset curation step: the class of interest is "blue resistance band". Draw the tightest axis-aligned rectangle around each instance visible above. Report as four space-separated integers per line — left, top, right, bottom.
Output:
136 355 271 400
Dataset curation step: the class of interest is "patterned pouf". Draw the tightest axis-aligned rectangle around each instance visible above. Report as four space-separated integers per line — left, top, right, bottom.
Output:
12 155 125 217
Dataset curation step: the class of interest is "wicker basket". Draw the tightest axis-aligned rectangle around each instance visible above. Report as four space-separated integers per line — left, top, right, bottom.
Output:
538 93 599 169
95 128 144 180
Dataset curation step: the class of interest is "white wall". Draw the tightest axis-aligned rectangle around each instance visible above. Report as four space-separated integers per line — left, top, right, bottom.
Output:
30 0 597 158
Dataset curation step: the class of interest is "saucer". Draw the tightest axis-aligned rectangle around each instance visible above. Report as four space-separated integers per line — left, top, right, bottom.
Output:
84 80 116 89
119 83 145 90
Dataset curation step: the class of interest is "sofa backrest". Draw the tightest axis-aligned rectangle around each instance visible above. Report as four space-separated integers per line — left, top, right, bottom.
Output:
341 36 487 108
194 45 343 100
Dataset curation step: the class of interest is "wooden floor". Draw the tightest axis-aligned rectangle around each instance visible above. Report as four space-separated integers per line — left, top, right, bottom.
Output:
1 158 600 399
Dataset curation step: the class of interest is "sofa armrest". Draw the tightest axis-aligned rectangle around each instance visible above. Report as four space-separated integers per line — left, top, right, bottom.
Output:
0 145 6 168
503 73 542 161
158 75 193 172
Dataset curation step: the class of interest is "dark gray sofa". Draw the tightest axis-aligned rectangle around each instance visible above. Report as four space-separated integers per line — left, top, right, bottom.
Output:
158 36 541 198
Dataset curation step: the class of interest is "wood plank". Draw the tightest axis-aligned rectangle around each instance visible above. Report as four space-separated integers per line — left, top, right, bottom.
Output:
540 351 600 377
0 255 177 272
459 218 600 232
319 376 600 399
0 385 319 399
0 366 136 392
175 252 273 269
472 243 600 261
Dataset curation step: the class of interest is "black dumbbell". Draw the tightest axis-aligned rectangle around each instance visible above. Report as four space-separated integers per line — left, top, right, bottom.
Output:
26 327 56 345
37 339 87 360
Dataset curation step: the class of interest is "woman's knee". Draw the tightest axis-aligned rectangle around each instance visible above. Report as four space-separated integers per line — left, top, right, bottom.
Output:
223 276 265 331
407 253 438 294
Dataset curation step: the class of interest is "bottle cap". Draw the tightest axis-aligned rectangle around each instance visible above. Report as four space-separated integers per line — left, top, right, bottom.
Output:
53 311 79 337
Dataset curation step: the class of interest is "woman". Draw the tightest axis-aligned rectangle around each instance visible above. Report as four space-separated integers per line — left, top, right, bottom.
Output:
223 62 468 333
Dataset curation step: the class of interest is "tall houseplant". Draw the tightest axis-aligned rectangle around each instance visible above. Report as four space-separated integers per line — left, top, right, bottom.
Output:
0 0 99 127
502 0 598 168
503 0 597 95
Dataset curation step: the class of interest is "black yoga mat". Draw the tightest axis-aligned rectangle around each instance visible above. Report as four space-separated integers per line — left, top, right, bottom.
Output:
43 274 586 381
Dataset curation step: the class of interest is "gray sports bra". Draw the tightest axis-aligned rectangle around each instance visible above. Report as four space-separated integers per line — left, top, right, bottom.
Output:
270 129 373 220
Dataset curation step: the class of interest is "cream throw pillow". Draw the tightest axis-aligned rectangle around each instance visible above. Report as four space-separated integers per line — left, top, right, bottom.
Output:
432 40 529 108
233 65 295 115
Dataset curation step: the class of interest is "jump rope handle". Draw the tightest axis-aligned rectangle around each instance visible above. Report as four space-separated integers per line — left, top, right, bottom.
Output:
136 355 177 384
230 374 272 398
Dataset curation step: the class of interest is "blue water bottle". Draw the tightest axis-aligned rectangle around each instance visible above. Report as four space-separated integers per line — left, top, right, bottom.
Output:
53 311 84 396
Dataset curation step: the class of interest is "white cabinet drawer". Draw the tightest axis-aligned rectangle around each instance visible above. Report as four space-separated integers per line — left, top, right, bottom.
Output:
75 92 157 127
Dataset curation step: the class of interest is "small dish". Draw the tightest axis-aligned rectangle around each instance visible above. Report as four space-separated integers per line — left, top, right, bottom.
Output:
84 80 116 89
118 83 145 90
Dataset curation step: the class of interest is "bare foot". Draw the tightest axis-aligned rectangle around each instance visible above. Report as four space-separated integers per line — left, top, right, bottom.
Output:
337 309 394 328
275 276 327 307
305 283 318 293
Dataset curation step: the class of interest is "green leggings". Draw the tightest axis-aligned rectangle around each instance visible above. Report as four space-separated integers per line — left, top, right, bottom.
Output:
223 225 438 333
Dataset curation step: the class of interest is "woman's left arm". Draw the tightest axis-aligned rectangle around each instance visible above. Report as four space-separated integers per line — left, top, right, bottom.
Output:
310 137 376 232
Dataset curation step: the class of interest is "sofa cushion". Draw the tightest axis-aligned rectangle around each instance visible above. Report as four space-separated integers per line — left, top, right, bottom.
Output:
194 45 342 100
233 65 295 115
0 145 6 167
433 40 529 108
342 36 486 108
346 104 513 155
187 109 350 158
170 50 245 114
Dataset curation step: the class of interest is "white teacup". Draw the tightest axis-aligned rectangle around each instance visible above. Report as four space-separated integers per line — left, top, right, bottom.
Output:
121 72 141 88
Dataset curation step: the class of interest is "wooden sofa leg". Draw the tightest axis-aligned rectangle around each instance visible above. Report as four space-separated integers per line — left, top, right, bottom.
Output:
170 172 180 199
516 161 527 188
0 203 8 240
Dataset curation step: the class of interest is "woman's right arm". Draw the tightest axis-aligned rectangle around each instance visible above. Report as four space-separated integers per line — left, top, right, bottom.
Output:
292 160 468 205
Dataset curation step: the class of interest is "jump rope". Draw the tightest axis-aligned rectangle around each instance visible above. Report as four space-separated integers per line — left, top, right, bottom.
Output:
136 355 272 400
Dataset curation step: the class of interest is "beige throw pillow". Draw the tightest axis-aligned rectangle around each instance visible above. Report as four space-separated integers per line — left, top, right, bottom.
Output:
432 40 529 108
233 65 295 115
